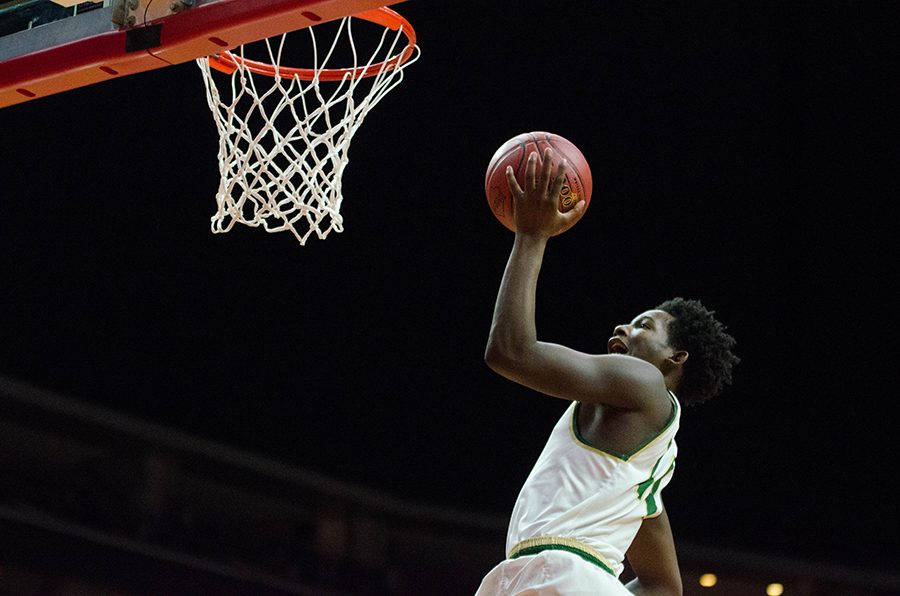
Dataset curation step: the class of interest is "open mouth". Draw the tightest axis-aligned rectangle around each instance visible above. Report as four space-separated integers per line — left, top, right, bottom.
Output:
607 337 628 354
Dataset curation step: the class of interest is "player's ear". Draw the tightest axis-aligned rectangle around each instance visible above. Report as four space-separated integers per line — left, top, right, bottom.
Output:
667 350 689 367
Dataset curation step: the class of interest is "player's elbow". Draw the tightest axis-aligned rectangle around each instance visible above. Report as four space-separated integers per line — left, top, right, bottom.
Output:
484 335 525 376
483 340 509 372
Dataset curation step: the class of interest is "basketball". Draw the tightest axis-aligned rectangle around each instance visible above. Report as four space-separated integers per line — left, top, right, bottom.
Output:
484 131 593 233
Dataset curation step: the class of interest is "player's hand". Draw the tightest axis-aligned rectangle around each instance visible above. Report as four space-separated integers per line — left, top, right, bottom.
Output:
506 147 585 238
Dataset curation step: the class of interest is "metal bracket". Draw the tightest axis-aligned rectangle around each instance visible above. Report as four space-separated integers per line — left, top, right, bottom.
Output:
111 0 190 27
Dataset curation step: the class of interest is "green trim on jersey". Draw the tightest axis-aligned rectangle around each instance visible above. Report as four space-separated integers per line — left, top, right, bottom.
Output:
637 452 676 518
570 391 680 461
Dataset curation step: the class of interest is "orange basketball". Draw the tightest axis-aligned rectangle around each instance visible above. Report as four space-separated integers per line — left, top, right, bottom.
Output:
484 131 593 233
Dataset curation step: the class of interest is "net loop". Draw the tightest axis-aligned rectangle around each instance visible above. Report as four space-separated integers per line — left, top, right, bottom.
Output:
197 8 419 244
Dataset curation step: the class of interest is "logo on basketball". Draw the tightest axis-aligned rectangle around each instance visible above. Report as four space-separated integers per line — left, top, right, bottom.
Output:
559 183 579 211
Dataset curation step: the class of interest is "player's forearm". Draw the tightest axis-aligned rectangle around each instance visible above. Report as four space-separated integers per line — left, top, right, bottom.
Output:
484 233 547 370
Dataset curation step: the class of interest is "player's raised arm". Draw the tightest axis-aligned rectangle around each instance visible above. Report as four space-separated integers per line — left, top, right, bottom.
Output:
483 148 669 411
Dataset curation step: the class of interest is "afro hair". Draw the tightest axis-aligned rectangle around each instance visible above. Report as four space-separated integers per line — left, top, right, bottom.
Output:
655 297 739 406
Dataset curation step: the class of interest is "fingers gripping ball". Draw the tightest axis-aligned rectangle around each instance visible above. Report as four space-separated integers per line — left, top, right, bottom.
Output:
485 131 593 233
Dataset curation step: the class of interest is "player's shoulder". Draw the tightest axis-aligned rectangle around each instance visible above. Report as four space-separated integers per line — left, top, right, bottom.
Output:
593 354 671 413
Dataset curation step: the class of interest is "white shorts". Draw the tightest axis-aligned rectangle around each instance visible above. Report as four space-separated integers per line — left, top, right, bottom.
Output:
474 550 633 596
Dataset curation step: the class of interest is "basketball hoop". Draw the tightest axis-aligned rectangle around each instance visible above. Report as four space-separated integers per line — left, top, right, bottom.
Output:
197 7 419 245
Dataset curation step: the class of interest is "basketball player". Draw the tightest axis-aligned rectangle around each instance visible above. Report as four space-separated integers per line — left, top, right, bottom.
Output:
475 149 738 595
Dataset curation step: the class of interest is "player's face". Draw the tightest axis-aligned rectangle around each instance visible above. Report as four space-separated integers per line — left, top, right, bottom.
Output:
607 309 677 369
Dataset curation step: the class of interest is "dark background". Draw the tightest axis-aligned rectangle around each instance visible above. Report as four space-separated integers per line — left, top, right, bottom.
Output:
1 0 896 574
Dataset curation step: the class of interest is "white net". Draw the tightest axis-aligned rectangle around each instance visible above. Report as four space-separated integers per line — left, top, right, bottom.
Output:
196 12 419 244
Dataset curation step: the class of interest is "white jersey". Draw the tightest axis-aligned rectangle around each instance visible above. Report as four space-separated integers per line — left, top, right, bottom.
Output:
504 392 680 579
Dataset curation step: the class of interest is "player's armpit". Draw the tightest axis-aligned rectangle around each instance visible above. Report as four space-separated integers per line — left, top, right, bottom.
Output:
624 510 683 596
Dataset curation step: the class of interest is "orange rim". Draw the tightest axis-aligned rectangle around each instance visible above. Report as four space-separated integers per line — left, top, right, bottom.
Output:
206 7 416 80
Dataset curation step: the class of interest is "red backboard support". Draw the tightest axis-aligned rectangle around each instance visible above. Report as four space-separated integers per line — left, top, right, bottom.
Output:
0 0 405 109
